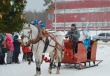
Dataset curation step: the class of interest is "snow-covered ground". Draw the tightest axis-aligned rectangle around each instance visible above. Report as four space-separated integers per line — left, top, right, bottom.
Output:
0 30 110 76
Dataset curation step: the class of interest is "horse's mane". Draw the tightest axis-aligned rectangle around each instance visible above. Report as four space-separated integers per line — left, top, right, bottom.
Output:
23 24 35 28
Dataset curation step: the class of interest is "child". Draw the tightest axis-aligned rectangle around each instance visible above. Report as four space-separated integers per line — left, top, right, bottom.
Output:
6 33 14 64
13 35 21 64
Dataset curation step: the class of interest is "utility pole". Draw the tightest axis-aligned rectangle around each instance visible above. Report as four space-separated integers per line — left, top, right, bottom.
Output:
81 17 85 31
63 1 66 33
55 0 57 31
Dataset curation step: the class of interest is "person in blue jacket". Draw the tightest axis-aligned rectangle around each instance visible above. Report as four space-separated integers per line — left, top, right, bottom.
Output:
83 29 91 53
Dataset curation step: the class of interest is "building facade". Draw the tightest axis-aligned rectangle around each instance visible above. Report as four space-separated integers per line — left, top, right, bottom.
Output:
46 0 110 30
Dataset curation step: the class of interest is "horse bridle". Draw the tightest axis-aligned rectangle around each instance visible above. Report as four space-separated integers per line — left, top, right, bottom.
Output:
23 28 32 39
22 25 41 47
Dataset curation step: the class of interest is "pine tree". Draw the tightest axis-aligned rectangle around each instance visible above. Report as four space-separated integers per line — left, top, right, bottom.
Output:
0 0 27 33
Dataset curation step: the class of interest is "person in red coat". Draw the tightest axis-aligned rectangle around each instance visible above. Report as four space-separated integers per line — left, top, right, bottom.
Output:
22 45 28 61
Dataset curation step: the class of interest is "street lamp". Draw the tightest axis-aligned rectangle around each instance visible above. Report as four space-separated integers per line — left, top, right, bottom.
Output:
63 1 66 34
74 15 77 24
81 17 85 30
54 0 57 31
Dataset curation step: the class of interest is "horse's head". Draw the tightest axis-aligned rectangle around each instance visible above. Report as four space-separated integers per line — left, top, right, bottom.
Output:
21 24 39 46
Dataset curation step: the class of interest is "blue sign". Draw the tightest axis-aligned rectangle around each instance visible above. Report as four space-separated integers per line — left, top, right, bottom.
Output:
48 13 54 20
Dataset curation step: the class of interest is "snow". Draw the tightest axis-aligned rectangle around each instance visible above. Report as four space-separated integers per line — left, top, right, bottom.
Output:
0 30 110 76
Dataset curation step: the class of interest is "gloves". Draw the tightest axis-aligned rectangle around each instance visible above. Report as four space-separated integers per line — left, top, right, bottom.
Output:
65 35 69 38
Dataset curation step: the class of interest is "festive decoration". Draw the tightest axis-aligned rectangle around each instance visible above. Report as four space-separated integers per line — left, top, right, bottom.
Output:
22 0 24 5
20 15 23 19
3 0 5 4
14 7 16 12
42 54 50 63
17 9 19 12
0 13 2 19
10 16 12 19
10 1 14 6
0 0 27 33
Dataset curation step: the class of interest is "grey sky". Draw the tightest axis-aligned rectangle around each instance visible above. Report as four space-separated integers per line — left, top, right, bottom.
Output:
25 0 46 11
25 0 64 11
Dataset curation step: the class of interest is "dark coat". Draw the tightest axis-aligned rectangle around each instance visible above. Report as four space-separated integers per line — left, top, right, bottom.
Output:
0 38 6 64
65 28 80 41
13 40 21 53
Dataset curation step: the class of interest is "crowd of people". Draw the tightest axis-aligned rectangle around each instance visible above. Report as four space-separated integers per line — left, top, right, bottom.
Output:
0 33 33 65
0 20 45 65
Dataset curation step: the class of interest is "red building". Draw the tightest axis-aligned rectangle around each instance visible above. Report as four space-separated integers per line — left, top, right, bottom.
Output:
46 0 110 30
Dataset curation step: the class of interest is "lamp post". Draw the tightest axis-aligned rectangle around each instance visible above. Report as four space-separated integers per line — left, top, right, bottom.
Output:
74 15 77 23
54 0 57 31
81 17 85 31
63 1 66 33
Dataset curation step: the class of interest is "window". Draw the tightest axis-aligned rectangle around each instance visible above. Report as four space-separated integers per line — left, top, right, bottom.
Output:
106 33 110 36
99 33 105 36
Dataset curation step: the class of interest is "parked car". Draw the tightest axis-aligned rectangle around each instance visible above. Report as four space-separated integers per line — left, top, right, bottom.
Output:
92 33 110 42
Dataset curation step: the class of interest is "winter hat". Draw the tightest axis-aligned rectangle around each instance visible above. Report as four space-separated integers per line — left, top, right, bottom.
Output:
14 35 19 40
71 24 76 27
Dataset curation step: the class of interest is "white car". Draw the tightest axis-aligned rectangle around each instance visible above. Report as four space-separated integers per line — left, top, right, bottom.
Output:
92 33 110 42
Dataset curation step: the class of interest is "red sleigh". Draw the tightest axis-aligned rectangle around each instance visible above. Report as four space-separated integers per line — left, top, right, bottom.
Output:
62 40 103 69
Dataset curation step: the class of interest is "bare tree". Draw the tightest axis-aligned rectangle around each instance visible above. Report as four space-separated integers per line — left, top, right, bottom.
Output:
24 10 48 25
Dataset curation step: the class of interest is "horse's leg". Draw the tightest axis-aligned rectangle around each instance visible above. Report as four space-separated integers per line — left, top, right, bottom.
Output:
56 50 63 74
36 66 41 75
48 51 54 74
34 54 42 76
48 59 54 74
53 61 56 67
56 62 61 74
35 62 41 76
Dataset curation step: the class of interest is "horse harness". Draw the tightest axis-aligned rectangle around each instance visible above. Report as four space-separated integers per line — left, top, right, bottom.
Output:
22 26 64 64
42 32 59 48
22 25 58 52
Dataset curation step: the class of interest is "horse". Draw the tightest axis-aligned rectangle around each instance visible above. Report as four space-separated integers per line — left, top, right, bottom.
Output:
46 31 64 74
22 24 64 76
